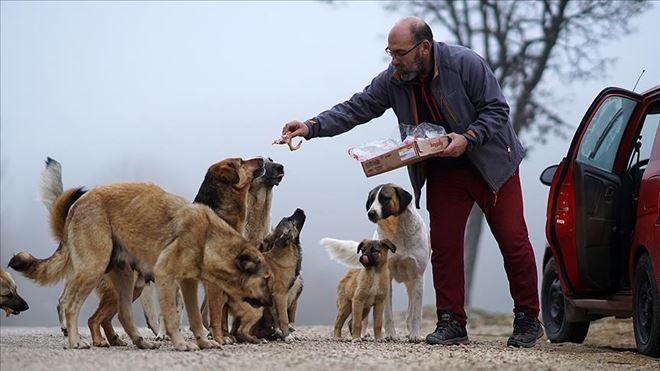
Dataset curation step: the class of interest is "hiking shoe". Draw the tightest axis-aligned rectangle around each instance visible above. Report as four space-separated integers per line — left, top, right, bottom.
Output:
425 312 469 345
507 310 544 348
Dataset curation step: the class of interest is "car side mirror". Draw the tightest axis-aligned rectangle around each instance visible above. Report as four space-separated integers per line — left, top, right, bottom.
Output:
540 165 558 186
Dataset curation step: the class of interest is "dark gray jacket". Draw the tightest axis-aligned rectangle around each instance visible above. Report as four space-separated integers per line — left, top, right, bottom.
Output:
305 42 524 208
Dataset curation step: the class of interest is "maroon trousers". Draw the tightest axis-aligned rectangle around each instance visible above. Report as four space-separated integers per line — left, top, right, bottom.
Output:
426 159 540 325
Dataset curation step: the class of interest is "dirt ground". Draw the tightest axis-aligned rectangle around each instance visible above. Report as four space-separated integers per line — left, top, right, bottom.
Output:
0 309 657 371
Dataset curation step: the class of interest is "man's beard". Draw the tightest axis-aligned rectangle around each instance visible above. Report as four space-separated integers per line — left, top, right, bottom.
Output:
396 56 424 82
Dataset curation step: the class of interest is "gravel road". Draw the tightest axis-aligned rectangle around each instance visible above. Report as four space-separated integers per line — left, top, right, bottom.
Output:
1 314 657 371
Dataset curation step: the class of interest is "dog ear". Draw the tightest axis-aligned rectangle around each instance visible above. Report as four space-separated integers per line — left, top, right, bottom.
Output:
366 188 377 211
381 239 397 253
218 162 240 185
235 253 259 274
357 241 365 254
395 186 413 211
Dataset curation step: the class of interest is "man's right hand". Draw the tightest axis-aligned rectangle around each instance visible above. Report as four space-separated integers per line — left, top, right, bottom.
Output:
274 120 309 144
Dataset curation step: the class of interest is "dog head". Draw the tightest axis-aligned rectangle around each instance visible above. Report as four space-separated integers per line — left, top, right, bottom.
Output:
356 239 396 268
366 183 413 223
201 229 273 309
207 157 265 190
0 268 29 316
260 208 306 253
251 157 284 189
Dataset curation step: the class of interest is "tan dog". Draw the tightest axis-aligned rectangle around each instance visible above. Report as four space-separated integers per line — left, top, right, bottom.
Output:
327 239 396 341
232 208 305 343
0 268 29 317
9 157 272 351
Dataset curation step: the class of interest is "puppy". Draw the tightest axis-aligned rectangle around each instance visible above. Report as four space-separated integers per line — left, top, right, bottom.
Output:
320 183 430 342
0 268 29 317
233 208 305 343
10 157 272 351
327 239 396 341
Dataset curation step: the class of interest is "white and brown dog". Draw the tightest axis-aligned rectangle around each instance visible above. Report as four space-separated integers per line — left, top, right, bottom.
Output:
320 183 429 342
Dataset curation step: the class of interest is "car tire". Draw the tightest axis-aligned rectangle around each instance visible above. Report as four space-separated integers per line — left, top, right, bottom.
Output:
632 253 660 357
541 257 590 343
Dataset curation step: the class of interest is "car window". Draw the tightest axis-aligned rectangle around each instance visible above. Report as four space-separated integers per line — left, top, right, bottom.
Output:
631 101 660 165
577 96 637 172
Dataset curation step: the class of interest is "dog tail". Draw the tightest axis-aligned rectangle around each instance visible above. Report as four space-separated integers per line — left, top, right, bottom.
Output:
320 238 362 268
39 157 87 242
40 157 64 211
8 244 69 285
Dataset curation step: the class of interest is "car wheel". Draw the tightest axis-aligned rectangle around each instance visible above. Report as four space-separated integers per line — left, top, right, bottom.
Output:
541 257 590 343
632 253 660 357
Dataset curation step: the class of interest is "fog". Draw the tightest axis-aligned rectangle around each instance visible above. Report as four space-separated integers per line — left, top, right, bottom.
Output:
1 2 658 328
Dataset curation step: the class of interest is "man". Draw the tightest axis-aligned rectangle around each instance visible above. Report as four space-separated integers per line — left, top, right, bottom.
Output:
276 16 543 348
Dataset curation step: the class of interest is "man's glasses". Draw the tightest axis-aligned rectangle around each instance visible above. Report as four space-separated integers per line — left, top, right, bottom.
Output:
385 40 424 58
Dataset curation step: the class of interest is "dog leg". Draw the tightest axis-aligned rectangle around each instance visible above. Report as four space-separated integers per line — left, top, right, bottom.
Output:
373 299 385 341
157 287 183 341
88 288 115 347
200 294 210 332
405 278 424 343
383 279 397 340
139 284 160 337
57 294 67 337
108 269 160 350
61 274 97 349
101 316 127 346
179 278 220 349
272 292 292 342
333 298 351 339
350 300 365 342
204 283 233 345
156 277 197 351
230 301 263 344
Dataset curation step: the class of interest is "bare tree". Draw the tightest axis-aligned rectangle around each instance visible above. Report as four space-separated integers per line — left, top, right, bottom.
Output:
383 0 649 308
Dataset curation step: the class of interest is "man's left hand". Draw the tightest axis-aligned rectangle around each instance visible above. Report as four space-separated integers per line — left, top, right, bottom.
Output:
436 133 468 157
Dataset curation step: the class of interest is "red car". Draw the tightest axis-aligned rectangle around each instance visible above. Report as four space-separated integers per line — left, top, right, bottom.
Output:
540 85 660 357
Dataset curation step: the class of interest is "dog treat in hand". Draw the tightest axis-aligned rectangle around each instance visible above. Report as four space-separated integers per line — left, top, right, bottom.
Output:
273 134 302 151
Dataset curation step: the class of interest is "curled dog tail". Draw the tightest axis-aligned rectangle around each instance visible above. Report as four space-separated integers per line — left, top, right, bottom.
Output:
320 238 362 268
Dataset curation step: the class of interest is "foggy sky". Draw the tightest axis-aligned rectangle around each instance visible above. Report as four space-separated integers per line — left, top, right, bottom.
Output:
1 1 658 328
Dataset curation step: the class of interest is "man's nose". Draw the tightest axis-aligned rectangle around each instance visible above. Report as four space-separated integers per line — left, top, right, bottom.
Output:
391 56 400 66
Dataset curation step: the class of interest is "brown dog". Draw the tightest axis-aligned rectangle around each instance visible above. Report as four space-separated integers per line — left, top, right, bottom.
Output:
231 208 305 342
9 157 272 351
328 239 396 341
0 268 29 317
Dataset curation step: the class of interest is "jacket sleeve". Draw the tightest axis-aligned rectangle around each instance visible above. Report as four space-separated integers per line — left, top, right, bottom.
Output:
304 70 392 139
460 50 510 146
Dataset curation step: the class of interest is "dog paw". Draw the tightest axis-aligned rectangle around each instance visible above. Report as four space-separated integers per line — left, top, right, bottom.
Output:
155 333 169 342
174 341 199 351
69 340 90 349
197 338 221 349
283 334 295 343
407 334 424 343
108 335 127 346
135 338 161 350
93 340 110 348
351 337 362 343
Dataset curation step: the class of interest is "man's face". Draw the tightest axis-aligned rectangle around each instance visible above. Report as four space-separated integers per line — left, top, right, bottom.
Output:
386 32 426 82
392 46 424 82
